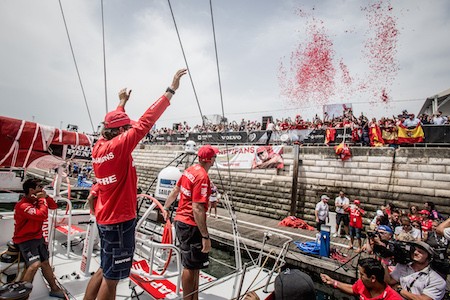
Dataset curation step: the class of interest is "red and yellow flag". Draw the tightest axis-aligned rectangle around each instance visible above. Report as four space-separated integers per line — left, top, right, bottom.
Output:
369 125 384 147
325 128 336 144
381 128 397 144
397 125 424 144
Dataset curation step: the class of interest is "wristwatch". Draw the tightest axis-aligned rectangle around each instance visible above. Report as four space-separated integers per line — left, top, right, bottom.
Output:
166 87 175 95
202 235 210 240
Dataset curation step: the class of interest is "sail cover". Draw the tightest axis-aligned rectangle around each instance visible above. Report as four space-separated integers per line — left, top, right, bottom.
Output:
0 116 93 169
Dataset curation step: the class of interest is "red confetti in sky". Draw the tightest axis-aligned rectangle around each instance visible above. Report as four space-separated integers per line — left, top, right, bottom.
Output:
279 19 336 106
279 0 399 108
361 0 399 104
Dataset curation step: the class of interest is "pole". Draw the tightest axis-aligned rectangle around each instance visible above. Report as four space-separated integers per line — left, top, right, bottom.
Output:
290 144 299 215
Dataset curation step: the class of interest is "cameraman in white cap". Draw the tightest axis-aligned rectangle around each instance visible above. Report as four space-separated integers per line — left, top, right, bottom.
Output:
384 241 446 300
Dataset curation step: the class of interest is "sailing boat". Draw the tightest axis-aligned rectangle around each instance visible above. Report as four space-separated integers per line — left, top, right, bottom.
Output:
0 1 293 298
0 116 291 299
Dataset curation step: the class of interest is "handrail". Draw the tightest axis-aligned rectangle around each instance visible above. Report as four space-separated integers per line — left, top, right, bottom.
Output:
54 197 73 258
133 237 182 297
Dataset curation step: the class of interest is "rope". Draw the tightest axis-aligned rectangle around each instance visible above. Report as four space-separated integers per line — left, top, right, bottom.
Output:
0 248 24 284
57 0 95 133
136 194 173 276
240 250 274 298
167 0 205 124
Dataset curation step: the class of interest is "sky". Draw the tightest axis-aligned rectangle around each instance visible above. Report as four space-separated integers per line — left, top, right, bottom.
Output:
1 0 450 133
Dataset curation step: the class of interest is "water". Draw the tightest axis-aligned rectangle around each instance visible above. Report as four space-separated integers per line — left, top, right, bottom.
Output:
206 241 348 299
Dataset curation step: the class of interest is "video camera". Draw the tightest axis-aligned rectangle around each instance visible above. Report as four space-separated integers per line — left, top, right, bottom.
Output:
368 233 413 265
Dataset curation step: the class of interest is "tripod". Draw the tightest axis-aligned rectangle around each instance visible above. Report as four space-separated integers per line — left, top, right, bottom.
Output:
333 232 367 274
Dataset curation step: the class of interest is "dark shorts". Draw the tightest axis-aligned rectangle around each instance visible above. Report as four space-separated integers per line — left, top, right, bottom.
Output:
17 238 49 267
316 220 326 231
175 221 209 270
336 213 349 226
97 218 136 280
349 226 362 239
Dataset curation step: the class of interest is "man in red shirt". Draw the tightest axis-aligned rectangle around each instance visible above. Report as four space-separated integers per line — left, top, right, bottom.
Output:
163 144 219 300
13 178 65 298
321 258 401 299
84 69 187 300
347 199 366 252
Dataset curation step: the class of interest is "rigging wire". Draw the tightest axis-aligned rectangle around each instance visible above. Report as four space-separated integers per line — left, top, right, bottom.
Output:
167 0 205 125
57 0 95 133
101 0 109 113
209 0 234 199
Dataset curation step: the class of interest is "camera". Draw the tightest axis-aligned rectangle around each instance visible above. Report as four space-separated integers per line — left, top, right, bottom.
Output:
373 240 413 265
367 231 379 239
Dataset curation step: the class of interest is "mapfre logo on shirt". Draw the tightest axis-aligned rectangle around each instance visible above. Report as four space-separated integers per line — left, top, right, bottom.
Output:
200 183 208 197
180 186 191 197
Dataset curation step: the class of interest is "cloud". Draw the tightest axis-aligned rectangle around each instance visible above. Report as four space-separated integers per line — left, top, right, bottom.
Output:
1 0 449 132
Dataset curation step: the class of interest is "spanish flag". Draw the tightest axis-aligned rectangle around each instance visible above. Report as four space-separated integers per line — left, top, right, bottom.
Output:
381 128 397 144
325 128 336 144
397 124 424 144
335 142 352 160
369 125 384 147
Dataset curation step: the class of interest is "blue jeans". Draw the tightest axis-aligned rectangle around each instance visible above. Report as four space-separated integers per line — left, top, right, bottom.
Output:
97 218 136 280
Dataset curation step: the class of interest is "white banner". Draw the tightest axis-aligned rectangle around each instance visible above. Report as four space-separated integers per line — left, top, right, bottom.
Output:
215 145 284 169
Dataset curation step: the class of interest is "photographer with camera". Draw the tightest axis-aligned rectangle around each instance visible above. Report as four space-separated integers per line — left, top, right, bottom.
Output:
365 225 394 257
384 241 446 300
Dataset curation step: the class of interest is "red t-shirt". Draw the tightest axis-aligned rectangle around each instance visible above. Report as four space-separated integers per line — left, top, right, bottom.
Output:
13 196 58 244
92 96 170 225
352 279 402 300
174 164 211 226
349 206 365 229
89 183 99 198
409 214 422 222
421 219 433 231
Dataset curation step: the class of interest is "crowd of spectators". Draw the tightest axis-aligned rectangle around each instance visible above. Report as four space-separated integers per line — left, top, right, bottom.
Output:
325 193 450 299
148 110 449 137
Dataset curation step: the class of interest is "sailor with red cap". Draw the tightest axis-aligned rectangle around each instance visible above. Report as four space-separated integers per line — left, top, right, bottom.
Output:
163 144 219 300
84 69 187 300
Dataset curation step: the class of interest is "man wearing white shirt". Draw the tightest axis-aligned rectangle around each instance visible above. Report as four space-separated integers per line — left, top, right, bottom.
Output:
403 114 421 128
333 191 350 238
432 111 448 125
384 241 446 300
315 195 329 231
394 216 421 241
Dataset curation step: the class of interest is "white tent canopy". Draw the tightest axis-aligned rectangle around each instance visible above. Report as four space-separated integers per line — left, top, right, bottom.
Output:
418 87 450 116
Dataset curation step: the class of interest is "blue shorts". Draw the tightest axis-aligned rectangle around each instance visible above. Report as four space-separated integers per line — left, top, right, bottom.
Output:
349 226 362 239
97 218 136 280
17 238 49 267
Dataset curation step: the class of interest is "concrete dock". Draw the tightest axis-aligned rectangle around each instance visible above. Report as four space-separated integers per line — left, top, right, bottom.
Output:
207 207 367 285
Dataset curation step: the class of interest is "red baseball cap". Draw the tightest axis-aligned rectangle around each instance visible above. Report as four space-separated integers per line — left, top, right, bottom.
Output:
354 199 360 205
198 145 219 162
104 110 135 129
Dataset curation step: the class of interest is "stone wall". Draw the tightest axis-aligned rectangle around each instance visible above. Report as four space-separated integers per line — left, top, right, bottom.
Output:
133 145 450 225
